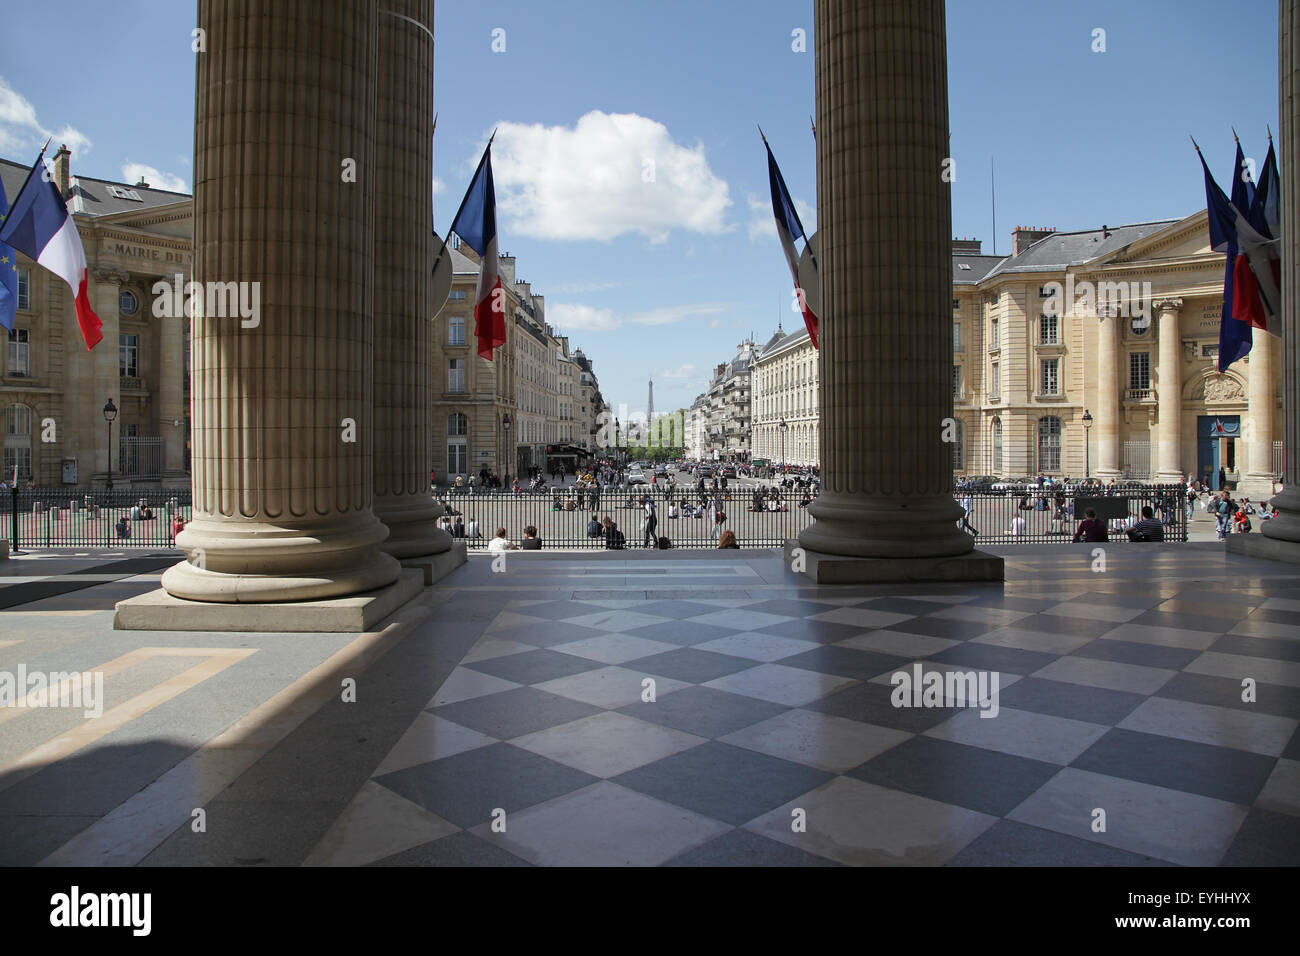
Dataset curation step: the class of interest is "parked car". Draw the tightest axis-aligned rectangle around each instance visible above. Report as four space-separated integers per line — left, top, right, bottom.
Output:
722 465 737 478
697 465 713 479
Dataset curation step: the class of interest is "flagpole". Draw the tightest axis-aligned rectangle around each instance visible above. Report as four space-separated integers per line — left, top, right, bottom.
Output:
3 140 53 223
431 129 497 277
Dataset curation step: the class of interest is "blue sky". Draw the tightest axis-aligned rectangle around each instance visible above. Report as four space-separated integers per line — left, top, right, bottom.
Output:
0 0 1279 416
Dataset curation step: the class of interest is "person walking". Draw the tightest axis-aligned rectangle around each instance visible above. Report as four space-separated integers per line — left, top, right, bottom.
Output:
959 493 979 537
642 494 658 548
710 491 726 541
1214 489 1234 539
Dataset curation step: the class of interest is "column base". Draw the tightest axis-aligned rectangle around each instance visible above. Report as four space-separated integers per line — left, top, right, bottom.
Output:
1225 534 1300 565
375 493 454 559
400 540 468 585
115 569 424 632
785 539 1004 584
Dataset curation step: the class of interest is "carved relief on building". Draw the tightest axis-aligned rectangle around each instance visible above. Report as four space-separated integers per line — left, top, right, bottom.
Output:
1187 371 1246 403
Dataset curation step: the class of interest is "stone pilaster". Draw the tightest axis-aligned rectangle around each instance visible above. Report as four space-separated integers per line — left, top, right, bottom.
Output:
161 0 401 602
1095 307 1121 477
155 274 188 483
794 0 999 581
1153 298 1184 482
371 0 450 559
90 270 125 484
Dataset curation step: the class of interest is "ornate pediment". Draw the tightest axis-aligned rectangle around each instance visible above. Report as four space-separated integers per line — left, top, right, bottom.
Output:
1185 370 1246 403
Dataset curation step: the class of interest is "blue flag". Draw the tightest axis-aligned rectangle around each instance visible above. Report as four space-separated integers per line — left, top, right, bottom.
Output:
1196 141 1251 371
0 177 17 333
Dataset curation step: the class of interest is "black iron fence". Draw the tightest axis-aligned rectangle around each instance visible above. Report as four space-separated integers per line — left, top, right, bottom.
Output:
3 489 192 550
2 484 1188 551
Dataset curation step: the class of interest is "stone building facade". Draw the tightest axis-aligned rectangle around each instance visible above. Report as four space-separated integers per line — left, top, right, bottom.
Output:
747 216 1284 496
2 147 192 489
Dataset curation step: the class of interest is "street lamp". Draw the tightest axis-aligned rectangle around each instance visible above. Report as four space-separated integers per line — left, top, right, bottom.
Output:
1082 408 1093 480
778 418 787 476
502 414 512 487
103 398 118 492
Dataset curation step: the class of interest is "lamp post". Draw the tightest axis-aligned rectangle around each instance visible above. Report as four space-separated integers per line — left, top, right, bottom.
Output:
103 398 118 492
502 414 512 488
103 398 118 548
1082 408 1093 481
779 418 787 477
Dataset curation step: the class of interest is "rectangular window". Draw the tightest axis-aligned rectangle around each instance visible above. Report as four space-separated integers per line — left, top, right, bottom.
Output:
119 334 138 377
1201 343 1219 359
16 267 31 311
1129 351 1151 390
8 329 30 376
448 315 465 346
1040 358 1060 395
990 362 1000 397
1039 313 1058 345
953 321 962 351
447 443 467 474
952 365 962 399
989 317 999 351
448 358 466 393
2 447 31 481
952 298 960 311
448 290 468 301
1039 285 1052 298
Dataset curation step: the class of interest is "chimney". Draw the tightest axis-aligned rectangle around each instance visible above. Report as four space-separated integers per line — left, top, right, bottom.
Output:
1011 225 1055 256
52 143 72 198
951 238 982 255
136 175 150 188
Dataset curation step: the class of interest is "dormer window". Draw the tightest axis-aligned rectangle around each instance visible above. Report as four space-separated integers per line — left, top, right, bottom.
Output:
107 185 143 202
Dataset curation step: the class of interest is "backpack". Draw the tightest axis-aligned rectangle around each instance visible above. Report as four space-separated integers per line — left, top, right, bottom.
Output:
612 530 626 549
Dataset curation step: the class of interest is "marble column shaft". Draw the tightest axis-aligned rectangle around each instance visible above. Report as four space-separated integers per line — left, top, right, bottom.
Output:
163 0 401 602
1154 299 1183 481
1095 310 1121 477
798 0 971 559
156 282 187 480
1246 330 1277 481
372 0 451 558
1267 0 1300 544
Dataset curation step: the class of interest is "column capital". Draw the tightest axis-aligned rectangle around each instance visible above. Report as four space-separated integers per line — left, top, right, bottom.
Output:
1153 297 1184 314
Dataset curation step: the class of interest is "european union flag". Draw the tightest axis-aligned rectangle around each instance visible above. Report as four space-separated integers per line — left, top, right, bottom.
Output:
0 177 17 333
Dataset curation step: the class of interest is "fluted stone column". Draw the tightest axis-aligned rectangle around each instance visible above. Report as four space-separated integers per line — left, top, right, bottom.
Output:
1154 298 1184 482
1095 309 1122 477
1232 0 1300 557
162 0 401 602
371 0 450 559
795 0 995 578
1264 0 1300 544
1245 330 1277 493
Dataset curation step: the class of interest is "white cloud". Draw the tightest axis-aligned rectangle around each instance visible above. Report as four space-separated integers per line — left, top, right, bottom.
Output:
121 162 189 194
659 363 696 379
433 176 445 194
549 301 728 333
747 191 815 241
0 76 92 158
552 279 622 295
489 111 732 243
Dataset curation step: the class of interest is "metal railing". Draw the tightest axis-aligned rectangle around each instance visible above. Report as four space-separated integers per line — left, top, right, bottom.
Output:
2 484 1189 552
955 484 1187 544
4 488 192 550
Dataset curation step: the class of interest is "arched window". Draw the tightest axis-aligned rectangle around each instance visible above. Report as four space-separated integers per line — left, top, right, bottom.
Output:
952 418 964 470
4 403 34 481
992 418 1003 475
1038 416 1062 473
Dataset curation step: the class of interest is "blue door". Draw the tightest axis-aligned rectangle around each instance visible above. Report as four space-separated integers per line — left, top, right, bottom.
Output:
1197 416 1240 489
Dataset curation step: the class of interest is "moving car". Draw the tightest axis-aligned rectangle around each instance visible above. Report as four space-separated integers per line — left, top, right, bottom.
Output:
627 469 647 485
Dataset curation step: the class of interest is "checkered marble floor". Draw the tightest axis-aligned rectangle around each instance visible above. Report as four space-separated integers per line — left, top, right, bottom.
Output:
305 548 1300 867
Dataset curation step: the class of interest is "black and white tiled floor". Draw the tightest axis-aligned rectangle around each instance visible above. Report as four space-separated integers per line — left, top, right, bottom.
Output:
304 547 1300 867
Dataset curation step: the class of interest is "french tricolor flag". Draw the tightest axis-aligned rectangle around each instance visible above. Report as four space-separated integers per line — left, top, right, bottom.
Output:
0 149 103 350
764 133 819 349
449 136 506 361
